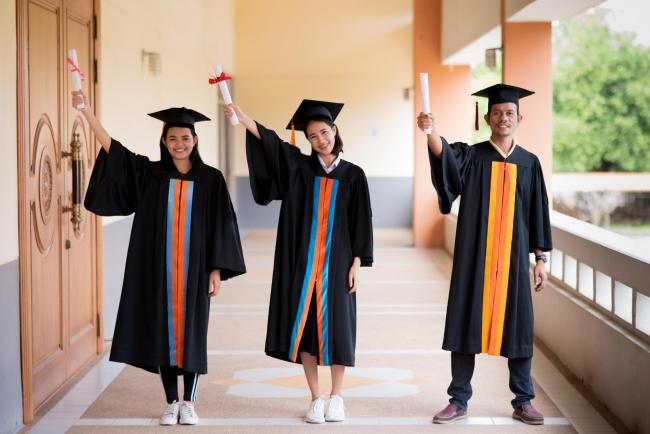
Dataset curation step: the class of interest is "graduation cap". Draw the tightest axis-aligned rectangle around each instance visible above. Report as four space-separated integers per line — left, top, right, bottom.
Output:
472 84 534 130
286 99 344 131
148 107 210 126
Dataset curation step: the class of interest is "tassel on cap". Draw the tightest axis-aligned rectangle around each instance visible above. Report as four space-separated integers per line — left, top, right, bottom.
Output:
475 101 479 131
290 121 296 146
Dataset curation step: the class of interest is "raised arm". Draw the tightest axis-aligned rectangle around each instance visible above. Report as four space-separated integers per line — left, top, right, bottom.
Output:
224 103 260 140
226 103 299 204
71 90 111 153
416 112 443 158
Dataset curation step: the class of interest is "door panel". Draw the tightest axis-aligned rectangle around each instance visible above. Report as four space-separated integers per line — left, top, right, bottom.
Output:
27 0 66 408
65 2 96 376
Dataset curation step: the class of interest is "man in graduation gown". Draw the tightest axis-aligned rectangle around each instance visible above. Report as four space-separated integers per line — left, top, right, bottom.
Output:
417 84 552 425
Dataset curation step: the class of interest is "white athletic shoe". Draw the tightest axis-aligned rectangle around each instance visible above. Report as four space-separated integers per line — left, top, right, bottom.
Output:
179 401 199 425
305 398 326 424
325 395 345 422
159 401 179 425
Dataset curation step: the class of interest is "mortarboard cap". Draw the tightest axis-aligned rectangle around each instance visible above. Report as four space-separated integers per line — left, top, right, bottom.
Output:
148 107 210 126
286 99 344 131
472 83 534 109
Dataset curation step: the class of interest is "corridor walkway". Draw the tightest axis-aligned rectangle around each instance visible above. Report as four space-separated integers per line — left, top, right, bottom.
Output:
27 231 618 433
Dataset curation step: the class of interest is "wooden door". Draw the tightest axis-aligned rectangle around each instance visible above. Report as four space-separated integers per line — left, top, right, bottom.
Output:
17 0 101 422
64 0 99 380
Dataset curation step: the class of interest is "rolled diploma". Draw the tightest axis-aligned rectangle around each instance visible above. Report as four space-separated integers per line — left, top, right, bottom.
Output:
419 72 431 134
69 49 85 110
214 65 239 125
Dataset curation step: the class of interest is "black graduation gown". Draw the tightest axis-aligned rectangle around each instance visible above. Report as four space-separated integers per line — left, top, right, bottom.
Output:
84 139 246 374
430 138 552 358
246 123 373 367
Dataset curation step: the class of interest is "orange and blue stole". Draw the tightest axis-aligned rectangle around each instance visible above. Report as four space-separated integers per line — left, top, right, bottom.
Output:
482 162 517 356
165 179 194 367
289 176 339 366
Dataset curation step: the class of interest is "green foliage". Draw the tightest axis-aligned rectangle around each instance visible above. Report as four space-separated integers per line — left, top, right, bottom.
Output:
553 9 650 172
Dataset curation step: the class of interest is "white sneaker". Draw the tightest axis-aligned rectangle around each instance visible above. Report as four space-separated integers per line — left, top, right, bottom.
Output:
305 398 326 424
159 401 179 425
179 401 199 425
325 395 345 422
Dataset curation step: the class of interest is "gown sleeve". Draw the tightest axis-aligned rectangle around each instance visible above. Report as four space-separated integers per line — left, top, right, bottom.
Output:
209 172 247 280
348 169 374 267
245 122 301 205
428 137 472 214
528 157 553 252
84 139 150 216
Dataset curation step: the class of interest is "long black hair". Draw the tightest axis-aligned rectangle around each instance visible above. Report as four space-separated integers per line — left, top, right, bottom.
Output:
159 123 203 170
304 117 344 156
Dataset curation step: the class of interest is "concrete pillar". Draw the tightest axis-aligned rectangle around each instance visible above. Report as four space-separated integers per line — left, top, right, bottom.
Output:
413 0 471 247
502 21 553 192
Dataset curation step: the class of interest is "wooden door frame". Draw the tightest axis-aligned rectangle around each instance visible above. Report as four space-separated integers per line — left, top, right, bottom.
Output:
93 0 104 361
16 0 104 423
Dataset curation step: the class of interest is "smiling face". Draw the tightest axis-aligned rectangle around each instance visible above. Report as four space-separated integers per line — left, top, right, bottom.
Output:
305 120 337 157
485 102 523 139
163 126 197 161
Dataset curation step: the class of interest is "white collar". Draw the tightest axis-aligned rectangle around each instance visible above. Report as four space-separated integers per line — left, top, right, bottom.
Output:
488 137 518 159
318 154 342 174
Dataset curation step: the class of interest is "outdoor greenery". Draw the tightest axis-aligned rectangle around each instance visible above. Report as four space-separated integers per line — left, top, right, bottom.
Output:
552 9 650 172
471 9 650 173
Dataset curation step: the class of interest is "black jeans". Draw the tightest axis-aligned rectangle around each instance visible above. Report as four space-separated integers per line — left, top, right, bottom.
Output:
447 352 535 410
159 366 200 404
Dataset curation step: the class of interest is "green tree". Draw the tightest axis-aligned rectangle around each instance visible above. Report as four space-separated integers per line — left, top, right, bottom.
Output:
553 9 650 172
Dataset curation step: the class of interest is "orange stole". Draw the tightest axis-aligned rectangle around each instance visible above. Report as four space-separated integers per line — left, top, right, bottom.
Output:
288 176 337 365
481 161 517 355
166 178 194 368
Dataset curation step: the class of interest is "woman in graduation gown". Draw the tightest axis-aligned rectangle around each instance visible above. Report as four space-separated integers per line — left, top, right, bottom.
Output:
72 91 246 426
225 100 373 424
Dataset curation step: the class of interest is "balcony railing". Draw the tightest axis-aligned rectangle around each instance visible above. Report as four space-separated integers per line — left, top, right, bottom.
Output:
544 210 650 345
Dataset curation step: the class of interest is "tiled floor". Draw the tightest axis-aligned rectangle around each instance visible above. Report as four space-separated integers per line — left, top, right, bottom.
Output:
25 230 618 433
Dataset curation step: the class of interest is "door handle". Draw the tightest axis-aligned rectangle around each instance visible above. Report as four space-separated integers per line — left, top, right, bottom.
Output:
62 133 83 232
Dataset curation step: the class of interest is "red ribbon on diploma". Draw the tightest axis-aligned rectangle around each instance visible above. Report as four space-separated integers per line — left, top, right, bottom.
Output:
66 57 86 80
208 71 232 85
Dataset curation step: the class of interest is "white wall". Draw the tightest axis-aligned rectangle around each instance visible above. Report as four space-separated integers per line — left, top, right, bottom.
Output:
441 0 499 64
0 0 18 266
232 0 414 178
100 0 236 170
506 0 604 21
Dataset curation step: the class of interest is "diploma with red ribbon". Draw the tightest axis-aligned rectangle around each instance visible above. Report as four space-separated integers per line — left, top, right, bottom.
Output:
208 72 231 84
68 49 86 110
211 65 238 125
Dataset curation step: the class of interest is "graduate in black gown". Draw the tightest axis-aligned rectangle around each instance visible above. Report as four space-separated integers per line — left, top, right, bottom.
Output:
72 91 246 426
417 84 552 425
224 100 373 424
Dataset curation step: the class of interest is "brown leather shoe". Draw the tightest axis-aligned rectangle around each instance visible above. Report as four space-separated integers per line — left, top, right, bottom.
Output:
513 403 544 425
433 403 467 424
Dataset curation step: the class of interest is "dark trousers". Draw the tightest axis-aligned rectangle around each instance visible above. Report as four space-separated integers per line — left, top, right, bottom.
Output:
159 366 200 404
447 352 535 410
